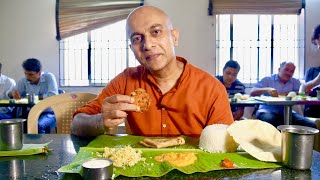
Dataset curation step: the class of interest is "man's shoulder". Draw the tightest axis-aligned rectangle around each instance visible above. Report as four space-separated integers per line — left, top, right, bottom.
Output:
42 72 57 80
0 75 15 85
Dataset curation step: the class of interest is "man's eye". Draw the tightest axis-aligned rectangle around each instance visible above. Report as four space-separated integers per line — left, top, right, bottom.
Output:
132 36 142 44
153 29 161 35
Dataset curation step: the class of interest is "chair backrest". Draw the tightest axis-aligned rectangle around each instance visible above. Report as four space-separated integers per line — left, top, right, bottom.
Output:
27 92 97 134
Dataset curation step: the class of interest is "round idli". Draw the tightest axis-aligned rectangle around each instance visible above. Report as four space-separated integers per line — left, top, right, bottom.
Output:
199 124 238 153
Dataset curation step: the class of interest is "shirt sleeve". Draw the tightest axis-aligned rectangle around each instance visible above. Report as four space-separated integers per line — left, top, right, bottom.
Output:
5 78 16 98
254 76 270 88
207 82 234 126
305 67 316 82
44 73 58 97
14 78 26 95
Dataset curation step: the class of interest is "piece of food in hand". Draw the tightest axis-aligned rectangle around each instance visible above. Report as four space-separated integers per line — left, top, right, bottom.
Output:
139 137 185 148
220 158 237 169
270 90 278 97
130 88 151 112
199 124 238 153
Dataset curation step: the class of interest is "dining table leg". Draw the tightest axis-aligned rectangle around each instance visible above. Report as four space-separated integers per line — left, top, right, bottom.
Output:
284 105 293 125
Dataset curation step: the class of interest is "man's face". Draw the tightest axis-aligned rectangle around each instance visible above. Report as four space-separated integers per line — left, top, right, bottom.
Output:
127 7 179 72
24 70 41 84
278 63 295 83
222 67 239 86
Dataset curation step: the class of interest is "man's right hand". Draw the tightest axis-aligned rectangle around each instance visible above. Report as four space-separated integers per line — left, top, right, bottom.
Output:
267 88 279 97
101 94 140 129
10 90 21 99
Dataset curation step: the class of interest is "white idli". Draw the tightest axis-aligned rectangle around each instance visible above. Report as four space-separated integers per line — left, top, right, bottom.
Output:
199 124 238 153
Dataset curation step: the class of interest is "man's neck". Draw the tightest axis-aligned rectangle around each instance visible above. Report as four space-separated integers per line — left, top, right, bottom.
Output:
151 60 184 94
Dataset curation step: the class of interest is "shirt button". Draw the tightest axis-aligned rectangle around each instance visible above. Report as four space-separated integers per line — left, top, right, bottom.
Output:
162 124 167 128
162 107 165 110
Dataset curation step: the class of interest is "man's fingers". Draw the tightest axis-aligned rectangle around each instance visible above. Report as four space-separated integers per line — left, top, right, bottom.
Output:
102 110 128 119
104 94 134 104
103 118 125 128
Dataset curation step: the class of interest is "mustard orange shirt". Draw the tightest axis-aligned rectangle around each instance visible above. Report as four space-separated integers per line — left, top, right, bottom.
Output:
74 57 233 137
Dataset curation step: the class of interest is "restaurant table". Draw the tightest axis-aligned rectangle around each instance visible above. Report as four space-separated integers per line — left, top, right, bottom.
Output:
0 134 320 179
254 96 320 125
229 98 264 107
0 99 39 132
0 99 36 119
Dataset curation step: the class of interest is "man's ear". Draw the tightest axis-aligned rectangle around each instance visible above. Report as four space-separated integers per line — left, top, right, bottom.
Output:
171 28 179 47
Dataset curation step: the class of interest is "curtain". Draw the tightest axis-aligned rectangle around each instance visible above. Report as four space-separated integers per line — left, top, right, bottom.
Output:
56 0 143 40
211 0 303 14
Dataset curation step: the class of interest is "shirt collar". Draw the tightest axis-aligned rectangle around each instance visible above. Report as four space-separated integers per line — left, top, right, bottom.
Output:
275 74 293 84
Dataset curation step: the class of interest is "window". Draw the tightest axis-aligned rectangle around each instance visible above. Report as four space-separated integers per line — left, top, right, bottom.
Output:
216 13 304 85
59 20 138 86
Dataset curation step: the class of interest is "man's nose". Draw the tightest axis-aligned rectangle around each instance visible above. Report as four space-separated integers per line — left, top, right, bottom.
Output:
143 36 155 50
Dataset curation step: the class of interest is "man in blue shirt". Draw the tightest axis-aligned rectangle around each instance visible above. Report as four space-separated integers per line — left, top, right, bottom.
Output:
10 58 58 133
216 60 245 120
0 63 16 119
250 61 317 128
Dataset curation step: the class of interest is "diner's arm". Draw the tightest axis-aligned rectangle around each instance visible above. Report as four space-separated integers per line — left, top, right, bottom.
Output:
305 72 320 93
71 113 115 137
250 87 278 97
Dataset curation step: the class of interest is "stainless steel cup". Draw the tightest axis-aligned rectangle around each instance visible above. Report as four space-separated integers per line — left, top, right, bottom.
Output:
82 158 113 180
27 94 35 104
277 125 319 170
0 119 26 151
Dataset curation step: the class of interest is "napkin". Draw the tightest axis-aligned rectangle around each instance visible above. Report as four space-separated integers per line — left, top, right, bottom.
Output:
0 141 52 157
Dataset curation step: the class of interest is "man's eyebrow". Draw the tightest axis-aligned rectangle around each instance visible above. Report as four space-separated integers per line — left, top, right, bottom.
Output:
149 24 163 29
129 24 165 38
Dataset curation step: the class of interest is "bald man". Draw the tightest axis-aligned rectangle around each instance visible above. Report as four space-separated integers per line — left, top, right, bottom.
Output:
71 6 233 137
250 61 317 128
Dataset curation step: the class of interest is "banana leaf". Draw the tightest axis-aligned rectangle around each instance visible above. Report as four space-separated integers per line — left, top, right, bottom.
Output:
0 141 51 157
58 135 281 178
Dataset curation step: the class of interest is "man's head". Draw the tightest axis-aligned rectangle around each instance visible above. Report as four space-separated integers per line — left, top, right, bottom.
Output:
222 60 240 86
312 24 320 49
278 61 295 83
126 6 179 72
22 58 42 84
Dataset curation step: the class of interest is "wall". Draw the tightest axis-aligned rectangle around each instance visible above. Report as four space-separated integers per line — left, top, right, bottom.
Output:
0 0 318 94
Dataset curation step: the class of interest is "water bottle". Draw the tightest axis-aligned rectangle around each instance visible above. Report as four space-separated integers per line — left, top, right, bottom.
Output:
298 83 306 96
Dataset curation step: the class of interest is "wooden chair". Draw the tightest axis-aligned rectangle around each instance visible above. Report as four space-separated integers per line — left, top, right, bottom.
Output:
27 92 97 134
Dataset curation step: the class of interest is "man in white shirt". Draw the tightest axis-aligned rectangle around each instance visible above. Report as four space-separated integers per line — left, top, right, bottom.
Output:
0 63 16 119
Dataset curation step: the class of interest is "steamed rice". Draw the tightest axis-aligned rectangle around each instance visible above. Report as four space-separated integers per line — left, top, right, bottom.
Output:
199 124 238 153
